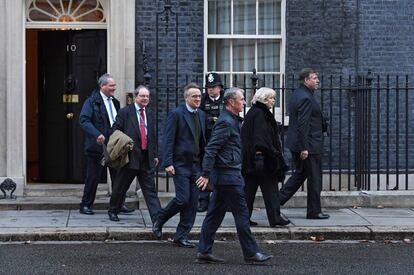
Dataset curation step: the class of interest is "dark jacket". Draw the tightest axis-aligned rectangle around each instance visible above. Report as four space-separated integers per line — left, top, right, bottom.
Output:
200 91 224 140
201 108 243 178
285 84 324 154
113 104 158 170
241 102 288 181
79 90 120 156
161 104 206 176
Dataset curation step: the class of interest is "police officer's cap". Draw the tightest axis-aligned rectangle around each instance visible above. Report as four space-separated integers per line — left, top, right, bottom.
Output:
205 72 223 88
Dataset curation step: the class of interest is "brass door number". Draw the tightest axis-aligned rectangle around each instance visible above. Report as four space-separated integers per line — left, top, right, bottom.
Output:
63 94 79 103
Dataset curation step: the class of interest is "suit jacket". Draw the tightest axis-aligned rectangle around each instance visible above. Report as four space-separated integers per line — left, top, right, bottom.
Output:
201 108 243 180
113 104 157 170
79 90 120 156
161 104 206 176
285 84 323 154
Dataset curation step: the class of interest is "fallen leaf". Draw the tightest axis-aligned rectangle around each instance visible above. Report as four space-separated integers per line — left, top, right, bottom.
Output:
266 240 276 244
352 205 360 209
315 235 325 241
24 240 32 245
377 205 384 209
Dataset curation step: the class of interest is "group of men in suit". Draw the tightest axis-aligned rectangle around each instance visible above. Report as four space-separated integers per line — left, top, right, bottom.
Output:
78 67 328 264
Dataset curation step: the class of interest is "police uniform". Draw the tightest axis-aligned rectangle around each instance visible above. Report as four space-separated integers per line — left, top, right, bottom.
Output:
198 72 224 212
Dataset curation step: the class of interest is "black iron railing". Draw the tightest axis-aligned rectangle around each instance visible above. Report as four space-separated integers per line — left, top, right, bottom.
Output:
143 70 413 192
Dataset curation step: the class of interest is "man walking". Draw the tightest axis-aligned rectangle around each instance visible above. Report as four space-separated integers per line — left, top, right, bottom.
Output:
196 88 273 264
107 86 161 223
79 73 133 215
152 83 206 246
279 68 329 219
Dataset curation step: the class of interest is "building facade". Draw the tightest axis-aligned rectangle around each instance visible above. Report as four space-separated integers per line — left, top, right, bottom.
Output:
0 0 413 196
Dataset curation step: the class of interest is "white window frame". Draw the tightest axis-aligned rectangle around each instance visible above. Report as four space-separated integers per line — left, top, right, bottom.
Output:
204 0 286 119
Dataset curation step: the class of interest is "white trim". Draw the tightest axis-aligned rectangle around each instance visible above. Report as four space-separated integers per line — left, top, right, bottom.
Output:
25 22 107 29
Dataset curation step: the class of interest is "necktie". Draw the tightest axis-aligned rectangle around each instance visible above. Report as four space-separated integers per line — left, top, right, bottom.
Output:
139 108 147 150
107 97 115 126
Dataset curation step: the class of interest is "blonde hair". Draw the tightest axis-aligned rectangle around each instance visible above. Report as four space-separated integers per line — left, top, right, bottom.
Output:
251 87 276 105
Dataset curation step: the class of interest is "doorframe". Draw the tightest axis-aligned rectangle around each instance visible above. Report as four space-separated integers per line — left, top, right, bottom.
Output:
8 0 136 194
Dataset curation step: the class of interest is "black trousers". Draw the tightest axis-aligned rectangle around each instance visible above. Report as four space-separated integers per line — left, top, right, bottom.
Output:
81 155 117 208
245 175 281 225
109 151 161 223
279 151 322 216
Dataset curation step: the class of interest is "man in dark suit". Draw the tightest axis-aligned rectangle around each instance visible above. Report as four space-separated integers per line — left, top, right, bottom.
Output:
79 74 132 215
279 68 329 219
195 88 273 264
107 85 161 223
152 83 206 247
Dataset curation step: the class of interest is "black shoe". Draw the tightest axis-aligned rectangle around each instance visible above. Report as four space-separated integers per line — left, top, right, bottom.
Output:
249 220 258 226
152 218 163 240
270 216 290 227
245 253 273 263
108 211 120 222
119 205 135 213
197 203 208 212
173 239 196 248
79 206 94 215
306 213 330 219
196 253 225 264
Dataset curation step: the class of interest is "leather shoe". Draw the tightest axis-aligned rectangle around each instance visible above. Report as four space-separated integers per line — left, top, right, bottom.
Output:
270 216 290 227
249 220 258 226
245 252 273 263
173 239 196 248
152 218 163 240
196 253 225 264
307 213 330 219
79 206 94 215
119 205 135 213
108 211 120 222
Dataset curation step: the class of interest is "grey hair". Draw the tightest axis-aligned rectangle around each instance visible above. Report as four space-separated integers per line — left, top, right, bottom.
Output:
223 87 244 105
134 85 149 96
183 82 201 98
98 73 114 87
251 87 276 105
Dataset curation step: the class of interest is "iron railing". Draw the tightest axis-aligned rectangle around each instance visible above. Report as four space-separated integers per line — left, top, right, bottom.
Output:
143 71 414 192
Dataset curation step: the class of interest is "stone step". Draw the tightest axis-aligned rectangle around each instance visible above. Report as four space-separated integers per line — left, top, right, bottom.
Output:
24 183 109 197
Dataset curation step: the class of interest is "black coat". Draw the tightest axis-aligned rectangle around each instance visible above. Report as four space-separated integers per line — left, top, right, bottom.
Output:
285 84 323 154
241 102 288 180
79 90 120 156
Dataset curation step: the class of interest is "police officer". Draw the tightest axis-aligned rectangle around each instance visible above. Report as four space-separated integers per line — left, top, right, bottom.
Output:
197 72 224 212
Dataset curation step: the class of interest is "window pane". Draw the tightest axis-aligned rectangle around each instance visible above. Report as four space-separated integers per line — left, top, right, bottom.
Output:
233 39 255 72
258 39 280 72
233 0 256 34
233 74 254 107
208 39 230 71
258 0 281 35
208 0 231 34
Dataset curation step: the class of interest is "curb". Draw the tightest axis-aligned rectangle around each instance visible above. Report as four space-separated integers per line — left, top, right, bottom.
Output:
1 226 414 242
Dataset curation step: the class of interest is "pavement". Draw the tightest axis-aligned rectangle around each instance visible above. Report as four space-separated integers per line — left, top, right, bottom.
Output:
1 207 414 242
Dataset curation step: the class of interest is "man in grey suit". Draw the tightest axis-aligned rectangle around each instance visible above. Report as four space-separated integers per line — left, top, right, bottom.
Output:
107 85 161 223
279 68 329 219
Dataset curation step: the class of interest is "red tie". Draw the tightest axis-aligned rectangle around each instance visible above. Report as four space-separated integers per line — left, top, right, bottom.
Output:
139 108 147 150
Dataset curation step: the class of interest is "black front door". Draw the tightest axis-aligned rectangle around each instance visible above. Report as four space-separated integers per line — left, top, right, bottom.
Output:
38 30 107 183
